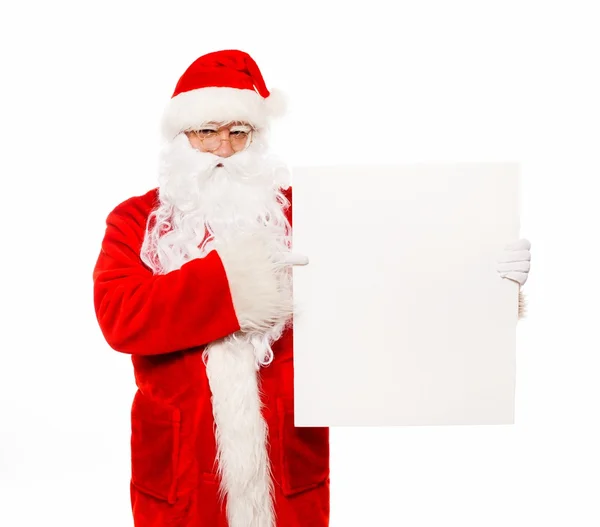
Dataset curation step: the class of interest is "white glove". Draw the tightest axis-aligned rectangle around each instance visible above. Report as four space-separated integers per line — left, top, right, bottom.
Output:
274 252 309 266
497 238 531 286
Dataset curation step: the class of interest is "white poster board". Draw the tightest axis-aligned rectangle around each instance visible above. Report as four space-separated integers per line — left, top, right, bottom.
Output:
292 163 520 426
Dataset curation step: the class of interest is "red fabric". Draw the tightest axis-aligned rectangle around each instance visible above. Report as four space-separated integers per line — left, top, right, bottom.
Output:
92 189 241 356
172 49 271 99
93 186 330 527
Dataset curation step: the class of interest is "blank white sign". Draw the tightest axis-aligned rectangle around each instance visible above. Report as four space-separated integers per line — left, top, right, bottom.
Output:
292 163 520 426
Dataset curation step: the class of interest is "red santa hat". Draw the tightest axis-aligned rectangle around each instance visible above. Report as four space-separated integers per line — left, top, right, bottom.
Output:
160 49 286 140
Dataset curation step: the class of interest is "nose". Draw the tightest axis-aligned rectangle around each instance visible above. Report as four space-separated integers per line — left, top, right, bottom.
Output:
213 130 235 158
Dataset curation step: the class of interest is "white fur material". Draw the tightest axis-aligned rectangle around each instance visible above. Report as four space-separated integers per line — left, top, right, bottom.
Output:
204 337 276 527
263 88 287 118
160 86 286 140
215 234 294 334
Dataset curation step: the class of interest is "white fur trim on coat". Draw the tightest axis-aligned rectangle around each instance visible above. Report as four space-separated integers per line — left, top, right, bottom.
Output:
160 86 287 140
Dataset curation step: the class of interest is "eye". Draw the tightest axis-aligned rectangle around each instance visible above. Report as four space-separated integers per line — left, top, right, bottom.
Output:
194 129 217 137
230 130 249 137
230 125 252 134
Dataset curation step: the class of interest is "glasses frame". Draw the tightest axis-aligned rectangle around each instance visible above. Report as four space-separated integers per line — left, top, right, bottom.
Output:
187 124 255 153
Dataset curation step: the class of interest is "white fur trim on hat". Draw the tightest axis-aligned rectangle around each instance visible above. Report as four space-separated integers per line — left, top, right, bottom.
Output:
160 86 287 140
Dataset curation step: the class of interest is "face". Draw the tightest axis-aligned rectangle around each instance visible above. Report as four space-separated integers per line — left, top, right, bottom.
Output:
142 122 292 279
185 121 254 158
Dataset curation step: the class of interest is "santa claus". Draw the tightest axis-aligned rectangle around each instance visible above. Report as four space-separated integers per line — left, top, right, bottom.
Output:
93 49 329 527
93 49 531 527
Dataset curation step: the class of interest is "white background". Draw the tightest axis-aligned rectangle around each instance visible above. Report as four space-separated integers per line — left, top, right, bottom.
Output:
0 1 598 526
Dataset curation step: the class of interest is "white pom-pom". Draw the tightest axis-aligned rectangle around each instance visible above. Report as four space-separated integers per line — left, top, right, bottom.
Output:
264 88 287 118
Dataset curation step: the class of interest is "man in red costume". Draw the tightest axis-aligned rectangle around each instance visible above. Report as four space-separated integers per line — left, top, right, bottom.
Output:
93 49 531 527
93 50 330 527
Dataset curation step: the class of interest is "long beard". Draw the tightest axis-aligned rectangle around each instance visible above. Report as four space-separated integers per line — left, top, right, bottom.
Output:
140 132 293 526
141 132 292 276
140 132 293 365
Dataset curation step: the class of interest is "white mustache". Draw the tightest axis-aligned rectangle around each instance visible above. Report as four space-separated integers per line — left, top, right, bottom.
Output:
143 133 292 277
214 151 267 180
177 141 262 180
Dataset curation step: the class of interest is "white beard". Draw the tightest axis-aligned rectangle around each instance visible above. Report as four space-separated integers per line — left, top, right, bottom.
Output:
140 132 292 527
141 131 292 275
140 131 294 366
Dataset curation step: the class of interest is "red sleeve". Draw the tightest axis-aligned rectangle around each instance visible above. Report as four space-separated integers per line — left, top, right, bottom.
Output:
92 193 241 356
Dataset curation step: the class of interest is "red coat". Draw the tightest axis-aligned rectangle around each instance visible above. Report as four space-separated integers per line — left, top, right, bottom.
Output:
93 186 330 527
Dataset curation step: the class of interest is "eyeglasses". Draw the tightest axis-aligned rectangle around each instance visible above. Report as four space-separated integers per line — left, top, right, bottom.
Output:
187 124 254 152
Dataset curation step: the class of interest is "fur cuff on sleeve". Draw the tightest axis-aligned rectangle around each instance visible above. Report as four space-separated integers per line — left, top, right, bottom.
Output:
215 236 294 333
